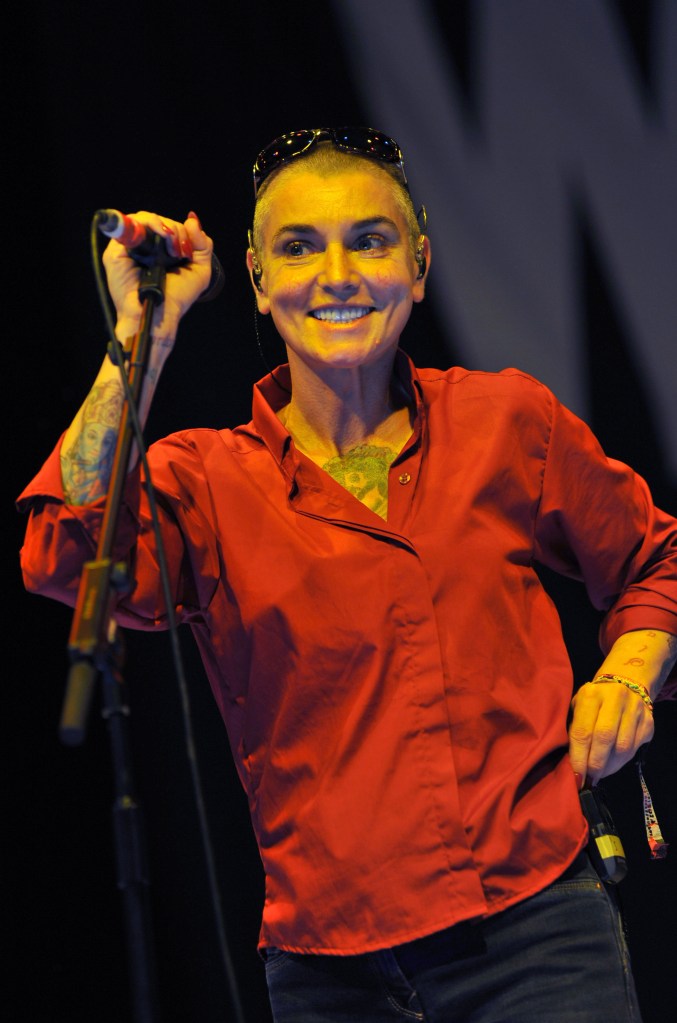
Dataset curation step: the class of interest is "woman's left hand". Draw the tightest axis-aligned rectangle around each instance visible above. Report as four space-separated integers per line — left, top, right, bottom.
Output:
568 679 654 786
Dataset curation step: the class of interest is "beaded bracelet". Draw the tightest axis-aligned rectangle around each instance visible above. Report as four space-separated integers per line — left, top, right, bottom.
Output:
587 673 653 712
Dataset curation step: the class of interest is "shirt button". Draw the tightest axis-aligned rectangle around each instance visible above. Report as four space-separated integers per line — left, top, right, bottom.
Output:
398 472 411 485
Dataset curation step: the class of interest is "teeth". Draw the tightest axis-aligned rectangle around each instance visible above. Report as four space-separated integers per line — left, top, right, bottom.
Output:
311 307 371 322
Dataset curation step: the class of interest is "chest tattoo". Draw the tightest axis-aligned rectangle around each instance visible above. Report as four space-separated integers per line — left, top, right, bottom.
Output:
322 444 398 519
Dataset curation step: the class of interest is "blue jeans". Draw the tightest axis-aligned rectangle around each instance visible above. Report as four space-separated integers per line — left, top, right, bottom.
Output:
262 852 642 1022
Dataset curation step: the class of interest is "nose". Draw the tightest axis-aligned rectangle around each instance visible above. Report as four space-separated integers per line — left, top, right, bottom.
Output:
318 243 359 296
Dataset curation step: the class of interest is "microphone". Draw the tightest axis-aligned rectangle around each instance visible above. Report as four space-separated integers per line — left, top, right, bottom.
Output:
96 209 224 302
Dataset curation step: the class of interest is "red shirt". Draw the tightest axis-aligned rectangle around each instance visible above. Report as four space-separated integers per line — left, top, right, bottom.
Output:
18 354 677 954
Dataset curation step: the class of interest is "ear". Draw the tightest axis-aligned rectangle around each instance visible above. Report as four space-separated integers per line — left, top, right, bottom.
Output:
413 235 431 302
246 246 270 313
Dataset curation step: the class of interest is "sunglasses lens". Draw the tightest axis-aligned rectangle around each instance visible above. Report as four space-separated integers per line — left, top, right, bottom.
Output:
254 130 317 179
333 128 401 165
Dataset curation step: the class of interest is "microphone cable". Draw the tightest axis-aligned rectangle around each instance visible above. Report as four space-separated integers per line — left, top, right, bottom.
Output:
90 212 247 1023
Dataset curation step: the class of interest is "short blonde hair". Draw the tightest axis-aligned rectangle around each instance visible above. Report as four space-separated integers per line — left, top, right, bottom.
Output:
252 144 421 256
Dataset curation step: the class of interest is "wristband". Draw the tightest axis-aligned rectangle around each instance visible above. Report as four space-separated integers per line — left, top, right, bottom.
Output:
587 673 653 712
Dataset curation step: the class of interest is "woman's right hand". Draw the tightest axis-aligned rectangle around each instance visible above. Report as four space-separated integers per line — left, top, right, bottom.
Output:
102 210 214 348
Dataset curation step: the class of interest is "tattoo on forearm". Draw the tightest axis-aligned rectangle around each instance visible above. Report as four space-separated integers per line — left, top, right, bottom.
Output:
61 380 123 504
624 657 645 667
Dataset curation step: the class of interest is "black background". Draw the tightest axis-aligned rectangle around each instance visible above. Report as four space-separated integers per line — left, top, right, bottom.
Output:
7 2 675 1020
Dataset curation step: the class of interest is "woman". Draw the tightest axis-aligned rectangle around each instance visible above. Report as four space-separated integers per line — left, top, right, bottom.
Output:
20 128 677 1021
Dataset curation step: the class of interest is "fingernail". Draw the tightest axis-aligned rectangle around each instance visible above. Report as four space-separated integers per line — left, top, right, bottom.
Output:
187 210 202 230
159 223 182 258
574 773 584 790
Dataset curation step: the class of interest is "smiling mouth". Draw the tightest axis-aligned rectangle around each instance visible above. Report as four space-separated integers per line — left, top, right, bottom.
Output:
309 306 373 323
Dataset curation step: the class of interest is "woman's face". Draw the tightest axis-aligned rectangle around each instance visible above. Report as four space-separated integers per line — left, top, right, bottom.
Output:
249 165 428 377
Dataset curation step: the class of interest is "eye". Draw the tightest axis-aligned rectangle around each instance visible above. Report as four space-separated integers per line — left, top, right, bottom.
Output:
284 239 313 257
353 234 387 252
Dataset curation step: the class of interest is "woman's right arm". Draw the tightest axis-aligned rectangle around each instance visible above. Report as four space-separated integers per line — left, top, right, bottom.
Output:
60 210 213 505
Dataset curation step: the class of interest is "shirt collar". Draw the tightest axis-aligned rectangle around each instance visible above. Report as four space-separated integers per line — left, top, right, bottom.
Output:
251 364 294 466
251 350 426 468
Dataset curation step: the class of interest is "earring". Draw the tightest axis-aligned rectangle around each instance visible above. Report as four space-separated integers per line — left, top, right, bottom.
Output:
248 228 264 291
251 253 263 291
415 240 426 279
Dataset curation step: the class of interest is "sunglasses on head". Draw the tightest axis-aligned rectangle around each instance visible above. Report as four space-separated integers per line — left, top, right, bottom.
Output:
252 127 408 197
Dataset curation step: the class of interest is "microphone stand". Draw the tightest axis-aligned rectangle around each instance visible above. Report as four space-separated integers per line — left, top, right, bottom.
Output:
60 237 171 1023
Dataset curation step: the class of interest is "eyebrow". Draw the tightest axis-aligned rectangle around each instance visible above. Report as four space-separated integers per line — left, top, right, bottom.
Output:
272 216 401 243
